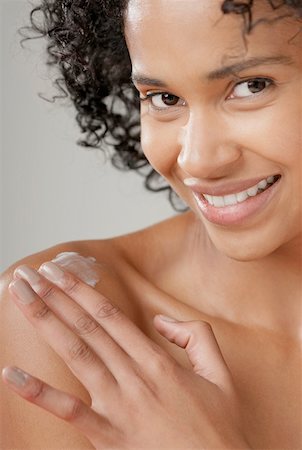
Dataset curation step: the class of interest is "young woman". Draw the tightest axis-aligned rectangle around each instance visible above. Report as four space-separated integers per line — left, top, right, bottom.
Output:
1 0 301 448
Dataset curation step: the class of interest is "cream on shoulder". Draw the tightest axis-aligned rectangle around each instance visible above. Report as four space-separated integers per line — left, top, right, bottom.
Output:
51 252 101 287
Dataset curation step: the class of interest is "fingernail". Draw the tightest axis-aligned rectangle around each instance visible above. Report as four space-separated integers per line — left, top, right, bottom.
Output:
9 279 36 304
158 315 179 323
2 367 29 387
38 262 65 285
14 265 41 288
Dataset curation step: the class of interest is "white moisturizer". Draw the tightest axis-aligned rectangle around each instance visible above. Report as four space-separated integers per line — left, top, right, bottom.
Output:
51 252 101 287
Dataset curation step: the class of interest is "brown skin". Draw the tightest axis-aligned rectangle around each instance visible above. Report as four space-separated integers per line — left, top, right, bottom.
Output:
1 0 302 448
1 215 301 449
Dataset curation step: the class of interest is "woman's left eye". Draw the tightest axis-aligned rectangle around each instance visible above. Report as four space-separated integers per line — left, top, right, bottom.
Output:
229 78 274 99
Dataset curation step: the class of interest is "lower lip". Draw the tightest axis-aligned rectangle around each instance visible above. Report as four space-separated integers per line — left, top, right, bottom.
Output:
193 178 281 226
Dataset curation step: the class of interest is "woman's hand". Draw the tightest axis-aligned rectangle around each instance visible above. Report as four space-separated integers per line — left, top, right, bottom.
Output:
2 262 250 449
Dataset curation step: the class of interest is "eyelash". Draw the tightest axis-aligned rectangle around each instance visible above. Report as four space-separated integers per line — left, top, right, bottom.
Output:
228 77 274 100
140 93 185 112
139 77 275 112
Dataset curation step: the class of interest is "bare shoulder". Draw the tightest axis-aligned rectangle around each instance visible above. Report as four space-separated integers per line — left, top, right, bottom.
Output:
0 238 131 450
0 214 188 449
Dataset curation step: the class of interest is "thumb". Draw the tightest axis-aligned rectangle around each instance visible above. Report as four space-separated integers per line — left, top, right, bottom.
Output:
153 315 234 393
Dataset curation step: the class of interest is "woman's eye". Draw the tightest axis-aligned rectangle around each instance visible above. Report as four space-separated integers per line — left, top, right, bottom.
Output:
229 78 273 99
141 92 185 110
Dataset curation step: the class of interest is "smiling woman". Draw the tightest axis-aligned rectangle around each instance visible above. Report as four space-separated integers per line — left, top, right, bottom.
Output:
1 1 302 449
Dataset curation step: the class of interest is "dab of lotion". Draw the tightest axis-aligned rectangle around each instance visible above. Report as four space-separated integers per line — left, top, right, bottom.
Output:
51 252 101 287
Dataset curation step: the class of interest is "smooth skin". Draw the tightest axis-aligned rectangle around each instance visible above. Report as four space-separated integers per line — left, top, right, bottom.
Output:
1 0 302 448
3 262 250 449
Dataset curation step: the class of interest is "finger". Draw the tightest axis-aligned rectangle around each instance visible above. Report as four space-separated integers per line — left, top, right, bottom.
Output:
153 315 234 393
8 278 116 396
1 366 112 445
13 265 135 383
37 261 163 365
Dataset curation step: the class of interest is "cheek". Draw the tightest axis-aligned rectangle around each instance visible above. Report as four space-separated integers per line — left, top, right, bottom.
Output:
265 95 302 166
233 102 301 168
141 119 182 176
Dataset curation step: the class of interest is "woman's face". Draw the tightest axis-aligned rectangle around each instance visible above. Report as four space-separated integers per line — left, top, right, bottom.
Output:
124 0 302 261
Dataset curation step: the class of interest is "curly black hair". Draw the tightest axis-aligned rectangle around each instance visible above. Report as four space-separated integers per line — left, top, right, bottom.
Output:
20 0 302 209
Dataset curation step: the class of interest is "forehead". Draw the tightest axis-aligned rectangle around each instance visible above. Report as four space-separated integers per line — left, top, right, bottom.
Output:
124 0 300 76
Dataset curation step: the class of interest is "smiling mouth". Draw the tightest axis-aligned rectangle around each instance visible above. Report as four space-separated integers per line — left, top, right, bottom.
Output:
202 175 281 208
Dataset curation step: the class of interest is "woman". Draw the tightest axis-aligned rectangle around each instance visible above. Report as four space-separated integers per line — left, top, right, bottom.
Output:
1 0 301 448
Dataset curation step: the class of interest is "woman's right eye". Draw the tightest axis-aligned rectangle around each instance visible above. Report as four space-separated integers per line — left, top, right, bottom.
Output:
140 92 186 110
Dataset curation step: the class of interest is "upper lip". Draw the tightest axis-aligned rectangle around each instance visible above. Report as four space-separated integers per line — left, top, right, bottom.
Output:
183 175 279 196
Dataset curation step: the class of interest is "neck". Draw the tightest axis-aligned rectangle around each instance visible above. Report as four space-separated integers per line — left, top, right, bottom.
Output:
183 214 302 338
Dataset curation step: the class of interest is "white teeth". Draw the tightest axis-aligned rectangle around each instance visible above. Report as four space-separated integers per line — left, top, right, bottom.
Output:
258 179 268 189
203 194 213 204
247 185 258 196
202 175 278 208
236 191 249 203
212 196 225 207
224 194 237 206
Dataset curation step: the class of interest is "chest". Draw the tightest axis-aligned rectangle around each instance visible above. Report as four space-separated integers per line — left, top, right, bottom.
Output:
142 300 302 449
217 326 302 449
105 258 302 449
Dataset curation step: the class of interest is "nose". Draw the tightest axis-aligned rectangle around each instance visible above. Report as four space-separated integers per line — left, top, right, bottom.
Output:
177 110 242 179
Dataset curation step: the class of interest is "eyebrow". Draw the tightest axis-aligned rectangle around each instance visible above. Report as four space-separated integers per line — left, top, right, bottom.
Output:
131 55 293 87
207 55 293 80
131 75 168 88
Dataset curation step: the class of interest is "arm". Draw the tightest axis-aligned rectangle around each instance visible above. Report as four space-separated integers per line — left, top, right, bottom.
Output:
2 260 251 449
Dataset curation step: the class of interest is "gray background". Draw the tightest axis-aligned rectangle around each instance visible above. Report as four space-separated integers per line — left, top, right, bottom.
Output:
0 0 174 273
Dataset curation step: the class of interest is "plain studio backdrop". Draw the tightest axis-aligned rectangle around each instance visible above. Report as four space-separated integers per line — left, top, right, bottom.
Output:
0 0 174 273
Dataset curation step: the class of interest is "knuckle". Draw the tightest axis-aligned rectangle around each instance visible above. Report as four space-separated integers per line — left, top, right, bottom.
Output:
32 303 51 320
63 397 85 422
26 379 45 401
73 314 99 336
95 300 120 320
37 284 57 301
63 275 81 296
68 338 94 363
192 320 212 334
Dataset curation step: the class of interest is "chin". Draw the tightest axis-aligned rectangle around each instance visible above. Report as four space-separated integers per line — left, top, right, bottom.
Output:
205 226 291 263
220 244 274 262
